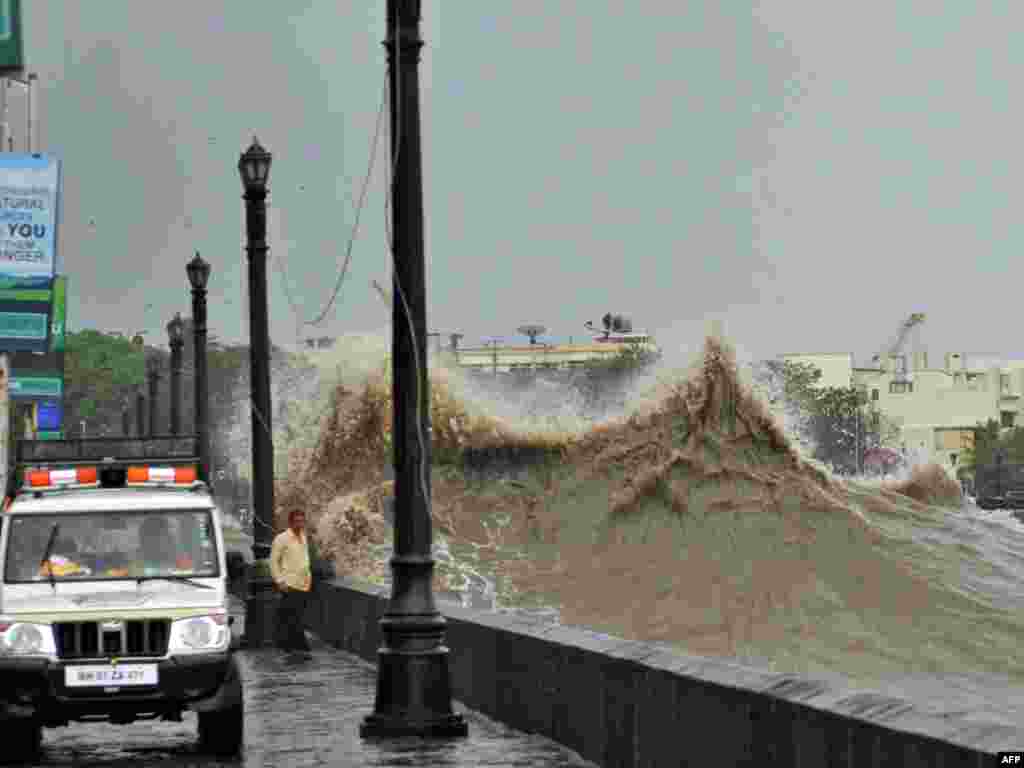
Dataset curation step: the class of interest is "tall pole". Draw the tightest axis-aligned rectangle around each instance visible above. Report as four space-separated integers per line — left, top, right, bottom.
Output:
0 79 7 492
189 253 211 482
121 404 130 437
242 150 274 563
26 73 35 153
4 75 11 152
169 331 183 435
135 386 145 437
147 359 160 438
362 0 467 739
0 356 8 500
0 78 7 154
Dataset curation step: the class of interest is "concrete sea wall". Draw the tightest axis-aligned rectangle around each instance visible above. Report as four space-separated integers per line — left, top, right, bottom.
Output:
294 577 1022 767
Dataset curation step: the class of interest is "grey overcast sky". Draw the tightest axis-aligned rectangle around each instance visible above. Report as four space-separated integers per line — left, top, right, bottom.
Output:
19 2 1024 366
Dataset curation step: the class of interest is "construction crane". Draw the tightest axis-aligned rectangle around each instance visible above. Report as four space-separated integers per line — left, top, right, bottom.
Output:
872 313 925 382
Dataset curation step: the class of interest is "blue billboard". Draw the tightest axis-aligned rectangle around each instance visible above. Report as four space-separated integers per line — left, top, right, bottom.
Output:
0 153 60 280
36 399 61 431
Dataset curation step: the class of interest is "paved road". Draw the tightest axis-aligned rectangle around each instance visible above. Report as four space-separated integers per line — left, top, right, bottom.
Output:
25 630 596 767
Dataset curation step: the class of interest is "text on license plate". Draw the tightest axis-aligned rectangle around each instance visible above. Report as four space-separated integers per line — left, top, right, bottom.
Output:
64 664 159 687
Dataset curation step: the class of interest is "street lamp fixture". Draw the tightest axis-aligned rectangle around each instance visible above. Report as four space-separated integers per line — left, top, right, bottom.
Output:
187 251 211 292
167 312 185 345
238 137 272 193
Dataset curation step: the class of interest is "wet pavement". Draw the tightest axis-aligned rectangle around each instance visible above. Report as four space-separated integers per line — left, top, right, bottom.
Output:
25 632 596 767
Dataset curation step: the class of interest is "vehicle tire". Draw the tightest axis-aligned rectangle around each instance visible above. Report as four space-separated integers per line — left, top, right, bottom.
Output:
198 699 244 757
197 659 244 757
5 720 42 763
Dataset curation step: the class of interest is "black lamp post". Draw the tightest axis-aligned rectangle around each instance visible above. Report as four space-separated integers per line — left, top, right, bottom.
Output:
146 357 160 438
239 138 275 566
121 400 130 437
147 356 160 436
167 312 185 435
361 0 467 739
135 385 145 437
187 251 211 481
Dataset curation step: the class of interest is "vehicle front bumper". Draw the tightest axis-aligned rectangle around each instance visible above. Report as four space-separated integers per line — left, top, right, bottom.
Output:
0 651 234 724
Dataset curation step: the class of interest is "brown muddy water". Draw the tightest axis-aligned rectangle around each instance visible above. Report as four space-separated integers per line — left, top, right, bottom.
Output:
232 333 1024 726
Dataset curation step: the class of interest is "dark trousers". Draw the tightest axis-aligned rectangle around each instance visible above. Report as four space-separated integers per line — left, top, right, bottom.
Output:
275 587 311 651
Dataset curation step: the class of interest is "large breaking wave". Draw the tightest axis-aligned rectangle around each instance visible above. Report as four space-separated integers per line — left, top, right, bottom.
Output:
221 327 1023 701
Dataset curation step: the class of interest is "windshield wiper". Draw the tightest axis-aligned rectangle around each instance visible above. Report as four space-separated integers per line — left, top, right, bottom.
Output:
40 523 60 593
136 575 214 590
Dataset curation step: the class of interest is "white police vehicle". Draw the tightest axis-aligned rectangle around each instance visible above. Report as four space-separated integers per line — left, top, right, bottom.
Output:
0 437 248 762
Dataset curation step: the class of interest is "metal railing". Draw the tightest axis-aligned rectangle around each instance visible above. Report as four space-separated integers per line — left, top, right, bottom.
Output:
16 435 200 465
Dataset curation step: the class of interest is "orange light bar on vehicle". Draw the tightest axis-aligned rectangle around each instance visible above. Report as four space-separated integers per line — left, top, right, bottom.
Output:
26 467 99 488
126 465 198 484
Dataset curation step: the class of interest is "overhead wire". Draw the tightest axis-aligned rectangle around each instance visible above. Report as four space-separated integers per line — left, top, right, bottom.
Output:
259 72 387 342
303 81 388 328
270 248 303 346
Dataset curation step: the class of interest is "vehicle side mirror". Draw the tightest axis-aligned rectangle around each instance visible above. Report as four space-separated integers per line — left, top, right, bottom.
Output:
226 551 246 581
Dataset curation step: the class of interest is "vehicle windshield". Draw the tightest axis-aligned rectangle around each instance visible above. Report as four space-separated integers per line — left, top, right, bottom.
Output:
3 509 220 583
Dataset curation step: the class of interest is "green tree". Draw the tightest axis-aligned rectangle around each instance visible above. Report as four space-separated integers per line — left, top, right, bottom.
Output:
807 385 898 474
960 418 1012 477
756 359 823 408
64 330 146 434
61 328 313 509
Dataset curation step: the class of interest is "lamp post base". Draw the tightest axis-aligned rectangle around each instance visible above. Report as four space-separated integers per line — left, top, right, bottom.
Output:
243 575 278 649
360 648 468 739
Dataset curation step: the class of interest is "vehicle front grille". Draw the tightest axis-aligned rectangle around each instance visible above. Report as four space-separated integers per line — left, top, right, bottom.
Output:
54 620 170 659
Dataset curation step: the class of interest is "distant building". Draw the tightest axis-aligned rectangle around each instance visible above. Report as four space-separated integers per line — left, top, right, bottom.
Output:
782 350 1024 473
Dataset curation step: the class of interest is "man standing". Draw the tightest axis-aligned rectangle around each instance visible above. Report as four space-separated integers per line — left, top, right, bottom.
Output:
270 508 312 652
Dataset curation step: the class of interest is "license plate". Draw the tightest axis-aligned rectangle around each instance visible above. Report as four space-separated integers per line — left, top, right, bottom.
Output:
64 664 159 688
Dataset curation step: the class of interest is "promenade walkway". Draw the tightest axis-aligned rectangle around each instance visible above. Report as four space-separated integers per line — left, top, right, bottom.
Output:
26 599 596 767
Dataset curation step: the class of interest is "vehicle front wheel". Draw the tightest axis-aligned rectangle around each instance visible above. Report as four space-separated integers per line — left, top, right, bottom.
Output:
198 700 244 757
3 720 42 764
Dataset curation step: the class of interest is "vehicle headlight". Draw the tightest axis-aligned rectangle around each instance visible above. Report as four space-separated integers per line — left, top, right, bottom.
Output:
167 614 229 654
0 621 57 656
